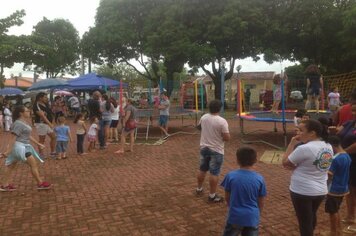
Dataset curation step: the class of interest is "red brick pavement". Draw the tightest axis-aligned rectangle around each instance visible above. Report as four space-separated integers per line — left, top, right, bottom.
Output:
0 117 348 235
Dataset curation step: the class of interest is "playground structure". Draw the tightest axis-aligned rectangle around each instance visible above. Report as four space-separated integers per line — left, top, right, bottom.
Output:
235 72 342 149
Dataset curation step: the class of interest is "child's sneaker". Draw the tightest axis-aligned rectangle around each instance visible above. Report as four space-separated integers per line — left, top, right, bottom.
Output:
37 182 51 190
195 188 204 196
208 193 224 203
0 184 16 192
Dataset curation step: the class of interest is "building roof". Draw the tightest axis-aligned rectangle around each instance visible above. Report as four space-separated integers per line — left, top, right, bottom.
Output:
4 77 34 88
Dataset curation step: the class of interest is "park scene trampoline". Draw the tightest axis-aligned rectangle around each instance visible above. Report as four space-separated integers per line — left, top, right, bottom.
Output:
1 0 356 235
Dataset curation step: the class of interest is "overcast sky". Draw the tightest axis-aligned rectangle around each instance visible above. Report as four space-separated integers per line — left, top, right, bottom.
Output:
1 0 296 78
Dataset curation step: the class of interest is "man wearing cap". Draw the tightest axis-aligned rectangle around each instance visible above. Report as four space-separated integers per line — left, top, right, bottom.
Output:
158 92 170 140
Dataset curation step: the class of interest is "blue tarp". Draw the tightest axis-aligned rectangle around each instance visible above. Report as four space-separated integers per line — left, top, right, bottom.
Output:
65 73 127 90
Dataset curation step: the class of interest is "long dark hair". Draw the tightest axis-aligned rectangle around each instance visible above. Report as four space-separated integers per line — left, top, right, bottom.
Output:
74 113 83 123
12 105 26 122
110 97 118 108
301 119 329 142
102 94 111 111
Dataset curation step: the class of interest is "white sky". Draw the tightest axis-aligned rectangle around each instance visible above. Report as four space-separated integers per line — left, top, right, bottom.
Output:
1 0 296 78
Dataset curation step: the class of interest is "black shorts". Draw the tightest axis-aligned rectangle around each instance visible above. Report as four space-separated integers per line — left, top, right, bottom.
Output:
110 120 119 128
325 195 344 214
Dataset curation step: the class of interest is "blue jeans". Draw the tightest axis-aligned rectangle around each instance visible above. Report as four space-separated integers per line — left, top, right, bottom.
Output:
199 147 224 176
223 223 258 236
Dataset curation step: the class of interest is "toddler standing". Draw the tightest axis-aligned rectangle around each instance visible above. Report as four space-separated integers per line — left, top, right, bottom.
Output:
54 116 72 159
88 116 99 152
74 113 87 155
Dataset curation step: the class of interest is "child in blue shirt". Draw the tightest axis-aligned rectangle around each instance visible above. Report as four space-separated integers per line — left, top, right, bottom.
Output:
221 147 267 236
54 116 72 160
324 136 351 236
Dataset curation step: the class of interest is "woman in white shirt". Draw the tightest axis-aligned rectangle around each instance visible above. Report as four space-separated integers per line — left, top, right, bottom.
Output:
109 97 120 142
283 119 333 236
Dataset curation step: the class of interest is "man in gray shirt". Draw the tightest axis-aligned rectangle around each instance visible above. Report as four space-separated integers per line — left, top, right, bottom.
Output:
158 92 170 140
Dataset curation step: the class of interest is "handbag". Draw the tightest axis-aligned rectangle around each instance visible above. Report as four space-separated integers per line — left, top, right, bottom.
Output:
125 119 137 130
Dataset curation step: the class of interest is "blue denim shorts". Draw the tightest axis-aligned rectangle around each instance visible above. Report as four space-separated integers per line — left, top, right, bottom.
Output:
159 115 169 126
223 223 258 236
56 141 68 153
199 147 224 176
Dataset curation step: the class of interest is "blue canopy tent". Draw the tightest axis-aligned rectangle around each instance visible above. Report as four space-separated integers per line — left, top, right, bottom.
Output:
65 73 127 90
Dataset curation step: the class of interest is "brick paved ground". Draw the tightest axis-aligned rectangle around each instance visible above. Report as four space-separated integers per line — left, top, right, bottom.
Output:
0 116 349 235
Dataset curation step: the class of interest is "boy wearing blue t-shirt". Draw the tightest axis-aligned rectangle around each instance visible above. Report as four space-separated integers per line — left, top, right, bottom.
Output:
324 136 351 236
221 147 267 236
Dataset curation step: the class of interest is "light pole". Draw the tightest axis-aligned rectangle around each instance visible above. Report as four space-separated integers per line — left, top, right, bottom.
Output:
220 58 226 115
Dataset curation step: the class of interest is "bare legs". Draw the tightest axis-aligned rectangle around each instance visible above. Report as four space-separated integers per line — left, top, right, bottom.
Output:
305 95 320 112
38 132 56 155
115 129 135 154
197 170 219 195
346 186 356 222
1 155 43 187
26 156 43 184
1 162 17 186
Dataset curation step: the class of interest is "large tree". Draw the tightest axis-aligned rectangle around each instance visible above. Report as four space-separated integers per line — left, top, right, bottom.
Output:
264 0 356 74
92 0 162 87
0 10 26 87
27 18 80 78
183 0 269 99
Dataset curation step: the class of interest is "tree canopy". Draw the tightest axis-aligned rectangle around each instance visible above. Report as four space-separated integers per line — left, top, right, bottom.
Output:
27 18 80 78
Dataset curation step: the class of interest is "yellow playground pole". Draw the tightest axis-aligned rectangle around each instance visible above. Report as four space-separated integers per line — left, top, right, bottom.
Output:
194 80 199 112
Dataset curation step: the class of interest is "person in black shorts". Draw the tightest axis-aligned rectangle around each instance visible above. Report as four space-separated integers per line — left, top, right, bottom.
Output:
305 64 323 113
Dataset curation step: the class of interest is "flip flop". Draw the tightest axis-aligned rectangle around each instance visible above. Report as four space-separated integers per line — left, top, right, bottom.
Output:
115 150 124 154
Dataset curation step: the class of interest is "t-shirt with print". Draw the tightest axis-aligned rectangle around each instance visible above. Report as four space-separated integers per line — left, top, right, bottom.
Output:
199 113 229 155
328 92 340 107
221 169 267 227
68 96 80 108
33 102 53 123
54 125 70 142
288 140 333 196
159 99 170 116
88 124 98 136
11 120 32 144
329 153 351 195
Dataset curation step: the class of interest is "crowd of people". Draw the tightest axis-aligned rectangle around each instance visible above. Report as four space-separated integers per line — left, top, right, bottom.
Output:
0 85 355 235
197 89 355 236
0 89 172 190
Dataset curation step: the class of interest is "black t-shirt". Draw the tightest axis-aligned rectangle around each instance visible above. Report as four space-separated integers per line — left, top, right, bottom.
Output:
87 99 102 119
33 102 53 123
308 75 321 87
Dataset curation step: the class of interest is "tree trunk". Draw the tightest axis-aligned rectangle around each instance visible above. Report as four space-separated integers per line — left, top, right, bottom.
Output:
213 75 222 101
166 69 174 97
0 65 4 88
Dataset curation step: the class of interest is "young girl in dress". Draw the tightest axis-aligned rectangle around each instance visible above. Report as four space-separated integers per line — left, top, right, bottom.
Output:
74 113 87 155
88 116 99 152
